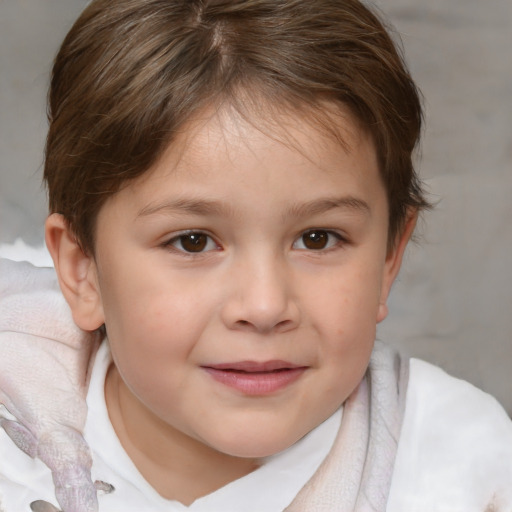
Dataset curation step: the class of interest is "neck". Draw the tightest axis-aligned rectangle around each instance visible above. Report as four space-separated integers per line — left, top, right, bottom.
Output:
104 364 260 505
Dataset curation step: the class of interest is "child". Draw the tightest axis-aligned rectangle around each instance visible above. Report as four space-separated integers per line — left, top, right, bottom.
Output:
1 0 512 511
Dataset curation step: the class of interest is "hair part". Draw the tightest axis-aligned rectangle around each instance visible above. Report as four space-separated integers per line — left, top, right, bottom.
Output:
44 0 429 254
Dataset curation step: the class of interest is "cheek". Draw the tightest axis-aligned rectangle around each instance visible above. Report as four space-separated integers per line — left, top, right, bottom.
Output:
303 264 382 391
99 266 204 343
97 268 218 390
307 265 382 338
100 283 196 408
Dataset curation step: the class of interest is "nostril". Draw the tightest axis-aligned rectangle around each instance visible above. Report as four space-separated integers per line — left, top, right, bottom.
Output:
233 318 296 334
275 319 295 331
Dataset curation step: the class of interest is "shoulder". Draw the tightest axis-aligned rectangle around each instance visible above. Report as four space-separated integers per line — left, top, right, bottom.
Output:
406 358 511 433
388 358 512 511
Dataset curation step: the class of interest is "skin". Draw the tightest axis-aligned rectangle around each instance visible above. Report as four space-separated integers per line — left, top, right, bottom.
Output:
46 104 415 505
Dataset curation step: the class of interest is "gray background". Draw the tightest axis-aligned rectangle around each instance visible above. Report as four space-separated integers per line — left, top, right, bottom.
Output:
1 1 511 412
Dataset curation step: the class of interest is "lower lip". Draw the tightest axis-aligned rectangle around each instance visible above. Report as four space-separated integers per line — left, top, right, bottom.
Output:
202 367 306 395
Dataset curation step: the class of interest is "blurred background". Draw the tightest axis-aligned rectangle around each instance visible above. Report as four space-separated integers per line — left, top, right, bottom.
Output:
0 0 511 413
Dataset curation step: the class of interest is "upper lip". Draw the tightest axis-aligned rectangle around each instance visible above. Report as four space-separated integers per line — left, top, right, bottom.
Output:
202 360 304 372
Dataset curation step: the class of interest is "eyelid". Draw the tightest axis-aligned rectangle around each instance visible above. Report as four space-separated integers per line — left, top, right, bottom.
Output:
162 230 221 254
292 229 348 251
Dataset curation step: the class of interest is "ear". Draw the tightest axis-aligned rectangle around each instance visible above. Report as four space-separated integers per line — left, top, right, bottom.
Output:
376 210 418 323
45 213 105 331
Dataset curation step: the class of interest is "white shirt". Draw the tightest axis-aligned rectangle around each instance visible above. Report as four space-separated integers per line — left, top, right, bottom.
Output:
1 345 512 511
0 341 341 512
388 358 512 511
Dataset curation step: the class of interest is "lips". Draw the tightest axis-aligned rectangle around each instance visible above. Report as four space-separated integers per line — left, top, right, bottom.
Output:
201 360 307 395
205 360 302 372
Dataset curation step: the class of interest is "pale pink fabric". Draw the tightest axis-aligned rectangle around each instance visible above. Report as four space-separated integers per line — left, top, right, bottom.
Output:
0 259 101 512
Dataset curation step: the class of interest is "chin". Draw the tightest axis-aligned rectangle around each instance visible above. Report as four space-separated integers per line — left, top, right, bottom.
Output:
209 426 305 459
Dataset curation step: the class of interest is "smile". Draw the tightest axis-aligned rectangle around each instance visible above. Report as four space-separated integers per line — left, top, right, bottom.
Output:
201 361 307 395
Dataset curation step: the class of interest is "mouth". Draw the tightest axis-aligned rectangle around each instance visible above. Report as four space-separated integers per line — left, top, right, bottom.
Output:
201 361 307 395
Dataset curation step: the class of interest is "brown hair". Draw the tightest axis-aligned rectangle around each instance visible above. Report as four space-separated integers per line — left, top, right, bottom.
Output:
44 0 428 254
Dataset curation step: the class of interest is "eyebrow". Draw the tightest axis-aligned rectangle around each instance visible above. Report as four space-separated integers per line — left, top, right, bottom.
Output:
136 196 370 220
284 197 371 220
137 198 231 218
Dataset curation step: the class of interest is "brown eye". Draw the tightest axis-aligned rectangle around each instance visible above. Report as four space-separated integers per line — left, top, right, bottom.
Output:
293 230 343 251
171 232 217 253
179 233 207 252
302 230 329 250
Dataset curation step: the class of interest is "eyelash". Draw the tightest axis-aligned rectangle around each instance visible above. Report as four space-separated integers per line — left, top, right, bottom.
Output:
161 231 220 256
161 229 348 256
292 229 347 252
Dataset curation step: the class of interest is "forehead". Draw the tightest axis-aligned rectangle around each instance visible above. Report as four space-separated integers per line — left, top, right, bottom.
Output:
142 100 377 183
101 102 386 229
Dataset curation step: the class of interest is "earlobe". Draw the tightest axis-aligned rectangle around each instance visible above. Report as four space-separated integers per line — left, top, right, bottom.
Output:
376 210 418 323
45 214 105 331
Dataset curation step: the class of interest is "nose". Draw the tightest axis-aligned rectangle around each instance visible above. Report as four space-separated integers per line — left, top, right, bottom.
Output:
220 253 300 334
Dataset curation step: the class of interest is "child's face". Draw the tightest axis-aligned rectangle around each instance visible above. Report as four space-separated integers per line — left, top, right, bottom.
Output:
79 105 409 459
